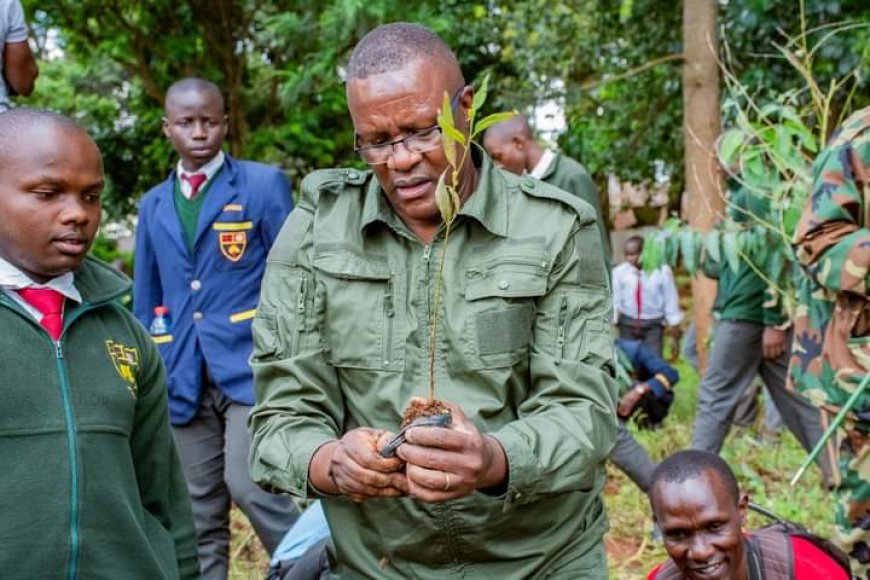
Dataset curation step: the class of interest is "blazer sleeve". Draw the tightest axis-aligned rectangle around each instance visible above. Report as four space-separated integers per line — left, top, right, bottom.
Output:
132 197 163 329
260 169 295 249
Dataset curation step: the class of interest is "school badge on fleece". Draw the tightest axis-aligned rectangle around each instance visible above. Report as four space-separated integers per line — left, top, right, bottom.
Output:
219 231 247 262
106 340 140 397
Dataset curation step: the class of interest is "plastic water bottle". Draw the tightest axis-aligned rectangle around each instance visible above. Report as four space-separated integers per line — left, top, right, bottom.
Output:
150 305 171 335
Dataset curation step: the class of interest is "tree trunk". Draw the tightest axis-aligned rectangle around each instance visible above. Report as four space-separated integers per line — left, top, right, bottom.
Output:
682 0 723 372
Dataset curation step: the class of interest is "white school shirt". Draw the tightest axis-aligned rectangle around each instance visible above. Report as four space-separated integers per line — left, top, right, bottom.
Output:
529 148 556 179
0 255 81 322
176 150 225 199
612 261 683 326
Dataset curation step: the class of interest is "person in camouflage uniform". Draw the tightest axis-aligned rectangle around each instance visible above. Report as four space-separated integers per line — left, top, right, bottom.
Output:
789 105 870 574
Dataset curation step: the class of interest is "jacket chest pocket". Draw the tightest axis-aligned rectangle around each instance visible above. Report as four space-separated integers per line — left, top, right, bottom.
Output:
462 254 549 369
313 252 403 371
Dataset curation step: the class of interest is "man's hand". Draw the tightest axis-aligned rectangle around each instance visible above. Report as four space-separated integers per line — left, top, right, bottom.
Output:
762 327 788 360
618 383 649 419
397 401 507 502
308 428 408 502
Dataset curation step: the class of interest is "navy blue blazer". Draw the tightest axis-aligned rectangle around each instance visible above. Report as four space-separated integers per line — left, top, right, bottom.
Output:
133 154 294 424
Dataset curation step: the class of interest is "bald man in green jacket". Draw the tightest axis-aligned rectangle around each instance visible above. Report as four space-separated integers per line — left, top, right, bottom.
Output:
484 113 610 260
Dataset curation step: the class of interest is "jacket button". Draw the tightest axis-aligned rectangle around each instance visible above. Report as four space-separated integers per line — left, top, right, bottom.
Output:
193 311 203 321
498 279 510 290
190 279 202 291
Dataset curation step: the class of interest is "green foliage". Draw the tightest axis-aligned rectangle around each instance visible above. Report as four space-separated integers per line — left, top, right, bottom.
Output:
20 0 869 228
641 10 867 314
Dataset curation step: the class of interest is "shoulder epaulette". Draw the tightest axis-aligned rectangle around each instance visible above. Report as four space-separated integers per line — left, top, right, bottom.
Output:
518 175 596 225
299 167 372 207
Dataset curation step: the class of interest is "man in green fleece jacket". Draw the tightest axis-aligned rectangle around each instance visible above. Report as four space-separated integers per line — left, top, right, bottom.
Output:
0 108 198 579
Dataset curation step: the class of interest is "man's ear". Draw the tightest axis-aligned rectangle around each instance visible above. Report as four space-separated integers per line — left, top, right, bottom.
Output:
737 493 749 524
161 117 171 138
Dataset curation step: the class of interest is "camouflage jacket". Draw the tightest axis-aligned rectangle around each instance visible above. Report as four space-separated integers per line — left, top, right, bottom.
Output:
788 106 870 419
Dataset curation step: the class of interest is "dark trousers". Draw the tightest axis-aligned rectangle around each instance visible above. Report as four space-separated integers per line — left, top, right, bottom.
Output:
617 314 665 358
690 320 835 484
173 384 299 580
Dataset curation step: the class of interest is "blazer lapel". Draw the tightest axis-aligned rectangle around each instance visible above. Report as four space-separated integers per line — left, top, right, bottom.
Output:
152 175 190 258
192 156 241 250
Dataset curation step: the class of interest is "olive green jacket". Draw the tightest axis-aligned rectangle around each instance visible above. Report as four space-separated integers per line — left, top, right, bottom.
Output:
539 151 611 260
249 155 618 578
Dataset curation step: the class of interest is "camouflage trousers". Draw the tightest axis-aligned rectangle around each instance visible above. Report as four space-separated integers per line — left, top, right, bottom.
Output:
833 425 870 576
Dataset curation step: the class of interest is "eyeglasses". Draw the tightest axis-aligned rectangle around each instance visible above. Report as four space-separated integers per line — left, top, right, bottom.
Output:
354 86 466 166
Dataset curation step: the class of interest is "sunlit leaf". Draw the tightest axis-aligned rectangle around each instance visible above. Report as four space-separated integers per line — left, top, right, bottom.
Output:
472 72 490 113
705 230 721 264
718 129 745 169
437 90 466 158
680 229 697 274
723 231 741 273
472 110 517 138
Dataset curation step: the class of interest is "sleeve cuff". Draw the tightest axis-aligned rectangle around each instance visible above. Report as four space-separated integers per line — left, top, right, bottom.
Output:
647 378 667 399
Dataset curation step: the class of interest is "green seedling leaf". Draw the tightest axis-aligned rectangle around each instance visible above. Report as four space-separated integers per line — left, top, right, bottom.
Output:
723 231 741 273
472 72 490 113
434 170 456 223
437 90 466 156
472 110 518 138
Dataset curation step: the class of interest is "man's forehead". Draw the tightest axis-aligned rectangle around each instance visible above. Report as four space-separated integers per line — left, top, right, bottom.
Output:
165 89 223 113
654 471 733 512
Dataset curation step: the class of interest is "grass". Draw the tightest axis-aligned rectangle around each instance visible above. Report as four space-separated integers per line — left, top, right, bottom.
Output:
225 358 837 579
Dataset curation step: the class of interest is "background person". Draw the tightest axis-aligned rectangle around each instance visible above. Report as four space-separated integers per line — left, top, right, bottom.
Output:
482 112 610 259
0 0 37 111
647 450 850 580
612 234 683 357
133 77 297 579
0 108 198 579
788 105 870 575
689 178 835 488
611 337 680 492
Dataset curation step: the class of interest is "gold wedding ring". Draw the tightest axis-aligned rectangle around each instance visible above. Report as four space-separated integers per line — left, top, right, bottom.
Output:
443 472 451 491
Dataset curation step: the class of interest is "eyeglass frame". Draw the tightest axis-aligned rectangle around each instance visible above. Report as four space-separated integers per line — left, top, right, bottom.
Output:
353 86 467 166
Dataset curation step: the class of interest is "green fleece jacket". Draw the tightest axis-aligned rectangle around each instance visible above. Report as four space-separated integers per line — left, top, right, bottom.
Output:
0 257 198 579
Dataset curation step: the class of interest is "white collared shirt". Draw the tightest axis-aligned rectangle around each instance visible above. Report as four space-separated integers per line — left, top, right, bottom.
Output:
176 150 225 199
0 255 81 322
612 261 683 326
529 148 556 179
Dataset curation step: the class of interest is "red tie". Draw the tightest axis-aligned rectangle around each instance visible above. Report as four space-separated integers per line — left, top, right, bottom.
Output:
635 272 643 319
17 287 65 340
182 173 208 198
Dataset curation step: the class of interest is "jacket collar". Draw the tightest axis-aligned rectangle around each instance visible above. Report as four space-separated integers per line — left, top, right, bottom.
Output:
152 154 241 255
361 146 509 239
538 150 560 181
72 256 133 306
